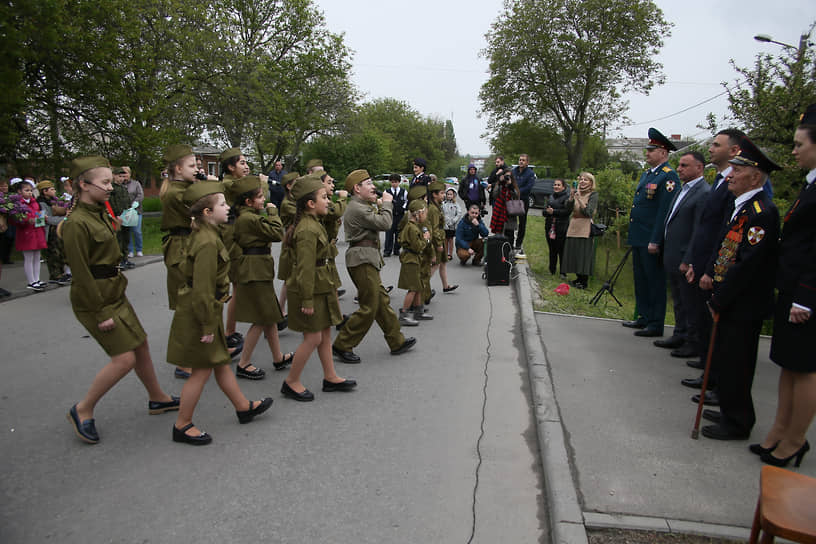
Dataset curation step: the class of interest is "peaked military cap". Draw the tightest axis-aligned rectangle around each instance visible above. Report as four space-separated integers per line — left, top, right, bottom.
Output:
728 136 781 173
799 103 816 126
645 128 677 151
344 169 370 192
163 144 193 163
183 181 223 206
413 157 427 169
70 156 111 179
219 147 242 162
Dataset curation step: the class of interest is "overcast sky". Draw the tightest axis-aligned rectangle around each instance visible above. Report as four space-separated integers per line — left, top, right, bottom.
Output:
316 0 814 156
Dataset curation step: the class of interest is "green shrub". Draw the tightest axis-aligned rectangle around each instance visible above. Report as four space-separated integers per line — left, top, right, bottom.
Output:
142 196 162 212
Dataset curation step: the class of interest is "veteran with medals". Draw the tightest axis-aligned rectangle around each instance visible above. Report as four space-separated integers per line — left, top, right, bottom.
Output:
698 137 780 441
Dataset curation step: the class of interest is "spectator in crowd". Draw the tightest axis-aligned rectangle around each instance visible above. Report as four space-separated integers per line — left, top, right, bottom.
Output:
109 167 134 269
512 154 536 254
383 174 407 257
0 178 16 265
486 155 508 207
543 178 570 277
456 204 489 266
267 160 286 208
441 188 462 260
489 170 520 247
753 104 816 467
122 166 144 258
35 180 71 284
561 172 598 289
410 158 431 188
11 179 47 290
458 164 484 211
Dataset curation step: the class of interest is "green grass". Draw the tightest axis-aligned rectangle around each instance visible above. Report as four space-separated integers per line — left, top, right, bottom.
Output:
142 216 164 255
524 215 676 325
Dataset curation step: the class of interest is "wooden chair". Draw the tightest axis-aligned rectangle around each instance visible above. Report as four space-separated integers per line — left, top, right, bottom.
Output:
749 465 816 543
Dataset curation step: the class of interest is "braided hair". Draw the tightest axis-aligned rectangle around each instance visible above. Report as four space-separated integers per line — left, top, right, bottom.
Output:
56 176 83 238
282 189 320 248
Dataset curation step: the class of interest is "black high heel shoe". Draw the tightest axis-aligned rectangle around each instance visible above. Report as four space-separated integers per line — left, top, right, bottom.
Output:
749 441 779 456
760 440 810 468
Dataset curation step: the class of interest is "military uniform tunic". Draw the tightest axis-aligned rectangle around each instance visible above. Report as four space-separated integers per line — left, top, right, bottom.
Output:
322 195 347 288
62 201 147 356
233 207 284 325
626 161 679 332
277 194 297 282
167 222 231 368
160 178 193 309
285 214 341 332
398 220 427 291
220 174 243 283
333 196 405 352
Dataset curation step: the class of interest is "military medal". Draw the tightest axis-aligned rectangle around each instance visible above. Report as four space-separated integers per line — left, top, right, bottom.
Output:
747 226 765 245
666 180 675 192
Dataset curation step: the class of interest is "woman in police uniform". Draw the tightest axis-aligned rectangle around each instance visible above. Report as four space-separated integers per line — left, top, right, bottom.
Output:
167 182 273 445
62 156 178 445
280 175 356 402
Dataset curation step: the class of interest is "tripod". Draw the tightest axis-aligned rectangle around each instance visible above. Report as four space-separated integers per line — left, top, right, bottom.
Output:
590 247 631 306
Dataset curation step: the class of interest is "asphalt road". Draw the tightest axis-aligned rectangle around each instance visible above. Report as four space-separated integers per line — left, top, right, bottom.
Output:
0 241 547 543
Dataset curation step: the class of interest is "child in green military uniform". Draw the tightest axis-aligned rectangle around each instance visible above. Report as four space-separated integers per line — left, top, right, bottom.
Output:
427 179 457 295
275 171 299 330
398 199 431 326
167 182 273 445
231 175 293 379
280 176 356 401
61 156 179 445
406 185 434 321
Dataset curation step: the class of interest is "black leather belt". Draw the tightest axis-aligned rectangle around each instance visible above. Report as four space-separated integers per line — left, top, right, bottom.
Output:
168 227 191 236
243 247 268 255
89 265 121 279
315 259 327 266
350 239 378 248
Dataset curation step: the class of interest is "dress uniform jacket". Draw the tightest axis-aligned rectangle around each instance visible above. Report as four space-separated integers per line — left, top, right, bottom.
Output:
160 178 193 310
62 201 146 356
167 222 231 367
233 207 284 325
627 161 679 247
705 189 778 433
428 200 446 262
322 195 347 288
770 175 816 371
343 196 392 270
286 214 341 332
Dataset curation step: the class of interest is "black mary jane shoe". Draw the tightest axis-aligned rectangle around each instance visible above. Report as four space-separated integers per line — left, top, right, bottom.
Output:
174 368 192 379
760 441 810 468
172 423 212 445
236 397 274 424
67 404 99 444
148 395 181 415
281 381 315 402
236 364 266 380
273 352 295 371
749 441 779 456
322 378 358 392
443 284 459 293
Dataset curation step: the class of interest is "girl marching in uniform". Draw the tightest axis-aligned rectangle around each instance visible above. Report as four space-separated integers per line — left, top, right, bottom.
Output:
167 182 273 445
231 175 294 379
62 156 178 444
280 175 356 401
276 171 300 331
397 199 431 326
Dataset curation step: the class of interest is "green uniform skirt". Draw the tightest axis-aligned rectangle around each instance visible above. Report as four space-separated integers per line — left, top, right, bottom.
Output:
166 288 230 368
398 262 421 291
74 298 147 357
234 280 284 325
286 290 342 333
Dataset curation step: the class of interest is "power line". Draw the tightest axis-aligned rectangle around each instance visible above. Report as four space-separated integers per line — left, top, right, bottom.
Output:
623 79 746 127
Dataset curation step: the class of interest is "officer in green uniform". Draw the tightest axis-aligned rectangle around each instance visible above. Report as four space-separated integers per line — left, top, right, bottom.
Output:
63 156 178 444
624 127 679 337
160 144 196 311
332 169 417 363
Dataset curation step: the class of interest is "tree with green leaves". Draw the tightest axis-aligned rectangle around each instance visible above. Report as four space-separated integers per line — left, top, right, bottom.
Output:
480 0 671 172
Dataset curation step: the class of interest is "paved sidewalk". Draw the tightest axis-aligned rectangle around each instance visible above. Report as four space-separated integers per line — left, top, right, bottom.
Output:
515 261 815 542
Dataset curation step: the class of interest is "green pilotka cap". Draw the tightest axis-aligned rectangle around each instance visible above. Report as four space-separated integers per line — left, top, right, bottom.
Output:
163 144 194 163
70 156 111 179
183 181 223 206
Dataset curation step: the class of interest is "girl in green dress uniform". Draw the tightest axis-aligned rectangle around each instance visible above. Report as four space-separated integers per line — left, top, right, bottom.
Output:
276 171 300 330
398 199 430 326
62 156 179 445
167 182 273 445
280 176 356 401
159 144 199 379
231 176 294 379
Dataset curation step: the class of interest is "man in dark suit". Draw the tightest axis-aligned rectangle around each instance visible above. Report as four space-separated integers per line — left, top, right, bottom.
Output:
383 174 407 257
623 127 679 337
680 129 746 402
657 151 710 355
699 137 780 441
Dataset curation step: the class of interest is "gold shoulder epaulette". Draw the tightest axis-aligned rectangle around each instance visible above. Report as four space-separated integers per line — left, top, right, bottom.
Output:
753 200 763 214
662 166 672 173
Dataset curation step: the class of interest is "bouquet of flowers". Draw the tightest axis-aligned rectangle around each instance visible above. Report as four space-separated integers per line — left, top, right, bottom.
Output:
55 193 72 208
0 192 32 223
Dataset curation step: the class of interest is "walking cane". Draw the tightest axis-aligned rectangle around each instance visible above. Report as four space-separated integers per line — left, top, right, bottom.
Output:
691 309 719 439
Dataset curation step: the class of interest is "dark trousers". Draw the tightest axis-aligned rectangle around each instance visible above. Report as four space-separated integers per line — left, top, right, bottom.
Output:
457 238 484 265
712 317 761 434
334 264 404 352
515 199 530 248
631 246 666 333
117 226 131 261
384 214 403 255
546 235 565 275
694 286 720 381
667 268 690 340
0 227 14 263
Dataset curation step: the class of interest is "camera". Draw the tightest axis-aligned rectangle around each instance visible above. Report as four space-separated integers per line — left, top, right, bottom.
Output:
194 172 207 181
